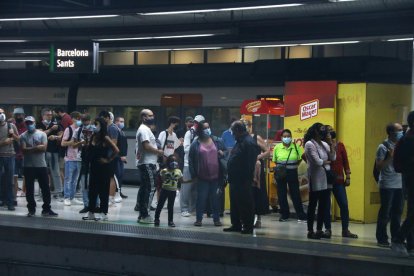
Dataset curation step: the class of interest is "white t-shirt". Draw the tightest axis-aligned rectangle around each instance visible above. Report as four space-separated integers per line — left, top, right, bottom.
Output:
158 130 181 157
135 124 158 166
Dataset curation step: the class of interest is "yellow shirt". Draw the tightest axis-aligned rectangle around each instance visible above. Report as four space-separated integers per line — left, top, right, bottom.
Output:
272 142 303 168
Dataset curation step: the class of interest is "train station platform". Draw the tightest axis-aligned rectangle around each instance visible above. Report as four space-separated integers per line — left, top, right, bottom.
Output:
0 186 413 276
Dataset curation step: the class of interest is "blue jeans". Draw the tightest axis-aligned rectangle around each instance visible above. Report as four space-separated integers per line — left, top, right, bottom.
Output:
376 188 403 243
46 152 62 194
196 179 220 222
64 161 81 200
0 156 15 207
333 184 350 231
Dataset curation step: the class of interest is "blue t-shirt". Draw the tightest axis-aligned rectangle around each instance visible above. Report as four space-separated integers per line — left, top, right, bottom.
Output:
221 129 235 149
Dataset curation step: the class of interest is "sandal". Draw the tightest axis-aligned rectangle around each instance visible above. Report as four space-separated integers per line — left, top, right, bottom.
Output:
342 229 358 239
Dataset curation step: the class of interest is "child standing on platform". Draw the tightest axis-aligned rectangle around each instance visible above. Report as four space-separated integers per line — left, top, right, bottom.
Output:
154 155 182 227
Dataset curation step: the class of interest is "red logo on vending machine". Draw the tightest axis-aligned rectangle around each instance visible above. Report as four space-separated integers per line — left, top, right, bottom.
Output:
300 99 319 121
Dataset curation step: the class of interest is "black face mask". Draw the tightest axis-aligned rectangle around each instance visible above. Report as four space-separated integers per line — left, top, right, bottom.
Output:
319 129 328 140
330 131 336 139
15 117 23 123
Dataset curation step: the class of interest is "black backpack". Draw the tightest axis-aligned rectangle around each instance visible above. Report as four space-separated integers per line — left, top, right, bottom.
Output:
373 141 389 183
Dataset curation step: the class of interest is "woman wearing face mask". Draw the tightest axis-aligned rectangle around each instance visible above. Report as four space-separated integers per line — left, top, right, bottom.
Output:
272 129 307 222
304 123 336 239
83 117 119 221
242 119 270 228
189 120 226 227
316 125 358 238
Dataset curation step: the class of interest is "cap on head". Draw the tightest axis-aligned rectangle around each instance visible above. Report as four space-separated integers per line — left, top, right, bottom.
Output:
194 115 205 123
24 116 35 122
13 107 25 114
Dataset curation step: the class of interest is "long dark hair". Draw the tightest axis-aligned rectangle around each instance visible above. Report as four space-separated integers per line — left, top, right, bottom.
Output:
304 122 323 144
93 117 108 143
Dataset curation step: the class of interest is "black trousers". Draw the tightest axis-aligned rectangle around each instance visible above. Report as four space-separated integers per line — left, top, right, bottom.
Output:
24 167 51 213
307 189 331 232
229 178 254 230
155 188 176 222
88 165 111 214
276 169 306 219
396 173 414 249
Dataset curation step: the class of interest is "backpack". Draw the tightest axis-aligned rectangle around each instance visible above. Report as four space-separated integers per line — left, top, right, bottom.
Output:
373 141 390 183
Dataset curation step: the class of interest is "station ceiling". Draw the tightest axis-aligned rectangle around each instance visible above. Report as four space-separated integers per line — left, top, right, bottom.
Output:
0 0 413 58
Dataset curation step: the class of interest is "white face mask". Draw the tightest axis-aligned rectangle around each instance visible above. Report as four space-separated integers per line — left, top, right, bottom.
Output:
0 113 6 122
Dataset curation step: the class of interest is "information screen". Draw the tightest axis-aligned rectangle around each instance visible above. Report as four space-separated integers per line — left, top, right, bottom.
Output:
50 42 99 73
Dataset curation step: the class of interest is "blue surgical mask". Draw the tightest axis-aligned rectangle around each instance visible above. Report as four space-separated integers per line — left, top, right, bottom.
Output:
76 120 82 127
118 123 125 129
396 131 404 141
282 137 292 144
27 124 35 132
203 128 211 136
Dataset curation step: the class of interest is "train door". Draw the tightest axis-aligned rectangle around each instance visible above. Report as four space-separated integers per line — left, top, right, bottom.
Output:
159 94 203 130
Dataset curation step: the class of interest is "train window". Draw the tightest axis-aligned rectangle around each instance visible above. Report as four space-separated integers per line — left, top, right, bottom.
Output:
207 49 242 63
209 107 240 136
171 50 204 64
244 48 282 63
137 51 169 65
286 46 312 59
103 52 134 66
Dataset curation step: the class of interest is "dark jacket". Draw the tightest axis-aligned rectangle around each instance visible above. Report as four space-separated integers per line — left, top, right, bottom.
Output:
394 129 414 174
189 135 226 181
227 133 259 184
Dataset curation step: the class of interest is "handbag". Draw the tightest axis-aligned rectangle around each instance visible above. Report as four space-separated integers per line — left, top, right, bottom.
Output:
274 147 293 181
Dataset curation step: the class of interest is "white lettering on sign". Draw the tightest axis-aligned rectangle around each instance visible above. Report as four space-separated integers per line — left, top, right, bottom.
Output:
300 99 319 121
57 49 89 57
57 59 75 68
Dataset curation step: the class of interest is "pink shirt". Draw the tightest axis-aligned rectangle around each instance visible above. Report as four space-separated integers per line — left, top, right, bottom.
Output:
198 142 219 181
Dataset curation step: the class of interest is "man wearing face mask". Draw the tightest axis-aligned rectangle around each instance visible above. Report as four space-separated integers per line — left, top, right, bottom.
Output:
375 123 404 249
0 107 19 211
115 116 128 199
20 116 58 217
12 107 26 198
135 109 164 224
36 108 63 200
61 111 84 206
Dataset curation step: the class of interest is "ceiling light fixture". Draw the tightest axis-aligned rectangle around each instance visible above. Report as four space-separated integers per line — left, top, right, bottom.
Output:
0 14 119 22
19 51 49 54
0 40 28 43
124 46 223 52
138 4 303 15
300 41 360 46
95 33 215 42
387 38 413 42
0 59 42 62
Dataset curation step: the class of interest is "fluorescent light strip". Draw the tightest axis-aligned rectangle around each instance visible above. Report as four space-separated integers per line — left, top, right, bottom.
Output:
139 4 303 15
20 51 49 54
0 59 41 62
387 38 413 42
0 14 118 22
124 47 223 52
96 33 215 42
244 44 298 48
0 40 27 43
300 41 360 46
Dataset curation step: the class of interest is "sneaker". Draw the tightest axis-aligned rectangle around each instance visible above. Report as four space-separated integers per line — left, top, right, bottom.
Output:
214 221 222 227
193 221 202 227
79 207 88 214
307 231 321 240
297 219 307 223
138 215 154 224
108 198 117 207
279 217 289 222
342 229 358 239
168 221 176 227
154 219 160 226
114 193 122 203
377 241 390 248
181 211 191 217
82 212 99 221
391 242 409 257
72 198 83 205
120 192 128 199
41 210 58 217
101 213 108 221
27 211 35 217
64 199 71 206
317 229 331 239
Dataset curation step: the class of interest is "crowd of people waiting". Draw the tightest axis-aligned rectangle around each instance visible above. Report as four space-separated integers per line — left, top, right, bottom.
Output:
0 106 413 257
